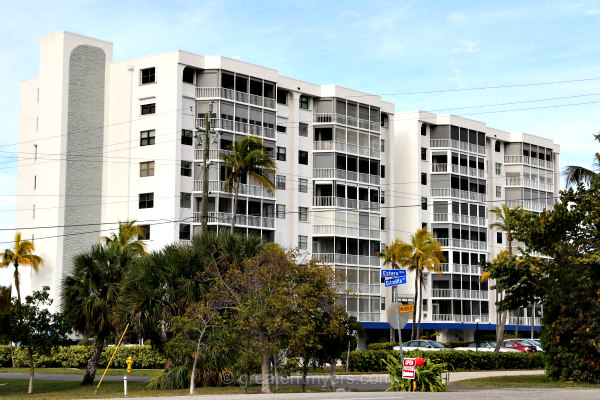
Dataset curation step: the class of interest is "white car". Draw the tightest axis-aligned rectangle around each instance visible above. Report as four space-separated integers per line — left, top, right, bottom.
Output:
393 340 453 351
454 341 520 352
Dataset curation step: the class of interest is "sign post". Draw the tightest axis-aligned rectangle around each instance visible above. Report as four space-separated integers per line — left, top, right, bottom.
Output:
382 269 409 365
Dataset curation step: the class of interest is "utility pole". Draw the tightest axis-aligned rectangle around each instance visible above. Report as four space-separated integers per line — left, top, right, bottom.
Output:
199 102 213 233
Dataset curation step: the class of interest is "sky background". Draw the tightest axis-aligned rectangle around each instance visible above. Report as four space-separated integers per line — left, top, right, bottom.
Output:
1 0 600 284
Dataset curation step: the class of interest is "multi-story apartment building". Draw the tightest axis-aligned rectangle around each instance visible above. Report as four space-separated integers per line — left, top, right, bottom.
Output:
394 111 559 341
16 32 559 344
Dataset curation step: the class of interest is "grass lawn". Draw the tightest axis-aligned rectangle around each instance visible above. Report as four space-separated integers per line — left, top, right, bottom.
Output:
452 374 600 388
0 378 334 399
0 368 162 377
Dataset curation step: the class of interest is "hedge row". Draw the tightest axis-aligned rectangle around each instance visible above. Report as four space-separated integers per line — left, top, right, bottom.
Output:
347 349 543 372
0 345 165 369
366 341 471 350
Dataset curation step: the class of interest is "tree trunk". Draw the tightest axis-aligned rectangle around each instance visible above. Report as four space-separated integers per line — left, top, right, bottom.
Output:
260 348 271 394
417 271 423 340
330 359 337 392
530 304 535 339
494 309 508 353
301 361 308 393
272 357 279 392
190 332 204 394
515 308 520 337
82 335 105 385
411 268 419 340
10 343 16 368
27 346 35 394
14 262 21 304
230 176 241 234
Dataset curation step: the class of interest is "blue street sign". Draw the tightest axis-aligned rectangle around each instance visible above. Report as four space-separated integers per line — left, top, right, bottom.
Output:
381 269 407 278
384 276 407 287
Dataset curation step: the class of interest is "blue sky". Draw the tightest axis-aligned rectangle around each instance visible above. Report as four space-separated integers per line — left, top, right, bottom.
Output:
1 1 600 283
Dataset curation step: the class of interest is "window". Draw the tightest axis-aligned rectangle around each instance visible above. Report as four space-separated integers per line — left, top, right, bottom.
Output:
496 186 502 198
277 88 288 105
182 67 194 84
140 161 155 177
380 190 385 204
138 225 150 240
380 165 386 178
298 235 308 250
179 224 191 240
181 161 192 177
299 178 308 193
276 204 286 219
181 129 193 146
421 197 427 210
495 141 501 152
299 206 308 222
139 193 154 209
277 125 286 133
277 146 287 161
141 103 156 115
380 139 385 152
299 123 308 137
495 162 501 175
140 67 155 84
180 192 191 208
380 114 388 127
276 175 286 190
421 173 427 185
299 150 308 165
497 232 503 244
299 95 309 110
140 130 155 146
421 124 427 136
421 147 427 161
34 175 36 190
380 217 386 230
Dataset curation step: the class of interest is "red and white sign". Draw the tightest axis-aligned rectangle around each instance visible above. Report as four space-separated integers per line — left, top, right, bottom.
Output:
402 358 416 379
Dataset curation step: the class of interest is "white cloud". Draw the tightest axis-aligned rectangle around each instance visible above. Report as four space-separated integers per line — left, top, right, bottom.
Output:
451 39 479 53
584 8 600 15
447 12 466 21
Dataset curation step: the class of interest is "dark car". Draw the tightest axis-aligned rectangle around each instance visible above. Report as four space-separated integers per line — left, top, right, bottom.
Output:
502 339 537 353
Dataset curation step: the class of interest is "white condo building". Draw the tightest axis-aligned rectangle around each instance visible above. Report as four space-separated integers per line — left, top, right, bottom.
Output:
16 32 559 344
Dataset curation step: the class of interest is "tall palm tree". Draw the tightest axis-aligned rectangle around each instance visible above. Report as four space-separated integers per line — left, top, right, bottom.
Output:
387 228 445 340
62 221 147 385
563 133 600 187
489 204 522 352
1 232 44 304
221 136 275 234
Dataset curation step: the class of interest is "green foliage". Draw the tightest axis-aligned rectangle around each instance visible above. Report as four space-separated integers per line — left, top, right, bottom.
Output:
445 341 470 349
383 352 447 392
0 345 165 368
347 349 544 372
367 342 398 351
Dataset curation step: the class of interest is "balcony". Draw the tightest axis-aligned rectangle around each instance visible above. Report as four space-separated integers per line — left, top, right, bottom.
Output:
314 253 381 267
313 113 380 132
312 225 380 239
431 314 490 323
431 289 489 300
195 118 275 139
439 263 482 274
436 238 488 251
507 316 541 326
312 196 380 211
506 200 554 213
504 155 554 170
194 149 231 162
505 178 554 192
192 211 274 229
433 213 487 226
193 179 275 198
313 168 381 184
196 87 276 109
430 188 487 202
431 163 486 178
430 139 486 155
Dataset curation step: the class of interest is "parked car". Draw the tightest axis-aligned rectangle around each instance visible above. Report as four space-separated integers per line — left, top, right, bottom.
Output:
523 339 543 352
501 339 537 353
454 341 520 352
393 340 453 351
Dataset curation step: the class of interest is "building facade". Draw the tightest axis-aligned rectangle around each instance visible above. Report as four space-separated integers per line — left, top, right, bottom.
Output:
17 32 559 343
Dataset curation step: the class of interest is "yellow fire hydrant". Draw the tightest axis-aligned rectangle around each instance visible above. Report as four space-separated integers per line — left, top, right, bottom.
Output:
124 356 133 396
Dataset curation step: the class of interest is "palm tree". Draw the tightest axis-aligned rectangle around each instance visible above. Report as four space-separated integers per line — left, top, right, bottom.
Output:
563 133 600 187
1 232 44 304
221 136 275 234
62 221 147 385
383 228 444 340
489 204 522 352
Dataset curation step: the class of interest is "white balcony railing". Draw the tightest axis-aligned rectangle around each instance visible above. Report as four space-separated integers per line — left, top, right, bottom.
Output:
505 178 554 192
312 113 380 132
430 139 485 155
193 180 274 198
196 87 276 109
506 200 554 213
504 155 554 170
192 211 274 228
430 188 486 202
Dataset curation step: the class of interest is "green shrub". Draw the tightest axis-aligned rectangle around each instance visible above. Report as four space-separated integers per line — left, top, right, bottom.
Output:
384 352 448 392
445 341 469 349
348 349 544 372
367 342 398 351
0 345 165 369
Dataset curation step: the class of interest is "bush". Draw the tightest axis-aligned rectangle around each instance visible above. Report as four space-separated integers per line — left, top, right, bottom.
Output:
367 342 398 351
445 341 469 349
0 345 165 369
347 349 544 372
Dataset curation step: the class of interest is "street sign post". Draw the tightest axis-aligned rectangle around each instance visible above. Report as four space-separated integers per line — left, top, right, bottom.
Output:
381 269 406 278
384 276 407 287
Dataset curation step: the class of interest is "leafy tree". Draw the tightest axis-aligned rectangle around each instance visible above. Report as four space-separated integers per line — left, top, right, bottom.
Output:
0 287 68 394
1 232 44 304
562 132 600 187
62 221 146 385
387 228 444 340
488 204 523 352
220 136 275 233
